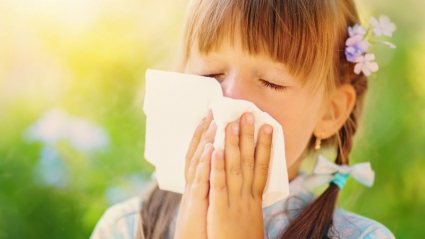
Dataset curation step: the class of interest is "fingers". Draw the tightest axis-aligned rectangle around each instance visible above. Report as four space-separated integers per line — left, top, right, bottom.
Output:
253 124 273 199
240 113 256 197
185 119 205 183
192 143 214 199
224 121 242 203
185 109 273 207
210 149 227 209
186 109 216 185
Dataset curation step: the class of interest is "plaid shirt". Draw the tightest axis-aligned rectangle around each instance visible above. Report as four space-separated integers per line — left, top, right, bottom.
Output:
91 172 395 239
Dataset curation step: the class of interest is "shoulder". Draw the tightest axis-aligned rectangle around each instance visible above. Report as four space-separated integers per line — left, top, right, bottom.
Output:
330 208 395 239
90 196 142 239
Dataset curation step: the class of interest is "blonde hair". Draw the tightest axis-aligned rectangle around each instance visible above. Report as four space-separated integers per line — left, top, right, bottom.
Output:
139 0 369 238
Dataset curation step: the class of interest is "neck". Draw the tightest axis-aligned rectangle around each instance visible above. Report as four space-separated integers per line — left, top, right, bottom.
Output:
287 159 302 182
287 150 308 182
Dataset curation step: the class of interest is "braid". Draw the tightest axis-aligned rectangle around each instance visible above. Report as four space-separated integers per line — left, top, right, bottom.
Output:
136 181 182 239
279 109 359 239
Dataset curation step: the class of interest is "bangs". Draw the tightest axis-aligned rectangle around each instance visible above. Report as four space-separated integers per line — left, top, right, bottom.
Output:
182 0 344 87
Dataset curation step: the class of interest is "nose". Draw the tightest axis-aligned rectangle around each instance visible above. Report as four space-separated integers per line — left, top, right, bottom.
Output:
220 73 249 100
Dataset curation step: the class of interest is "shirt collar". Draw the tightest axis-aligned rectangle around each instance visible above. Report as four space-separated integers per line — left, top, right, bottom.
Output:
262 171 315 217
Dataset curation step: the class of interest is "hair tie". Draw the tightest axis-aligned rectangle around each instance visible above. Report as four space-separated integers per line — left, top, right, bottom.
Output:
303 155 375 191
331 172 349 190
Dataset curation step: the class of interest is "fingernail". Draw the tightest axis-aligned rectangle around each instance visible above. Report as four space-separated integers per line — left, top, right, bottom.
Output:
207 109 213 120
216 150 223 159
198 119 205 129
231 123 239 135
209 120 216 130
264 125 273 134
246 113 254 125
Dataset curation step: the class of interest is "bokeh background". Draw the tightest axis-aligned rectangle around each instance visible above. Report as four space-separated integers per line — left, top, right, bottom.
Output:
0 0 424 238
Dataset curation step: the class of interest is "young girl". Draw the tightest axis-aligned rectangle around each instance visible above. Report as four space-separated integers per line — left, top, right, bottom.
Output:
91 0 396 238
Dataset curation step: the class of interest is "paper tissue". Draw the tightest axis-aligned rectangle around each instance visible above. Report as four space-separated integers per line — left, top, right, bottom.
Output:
143 69 289 207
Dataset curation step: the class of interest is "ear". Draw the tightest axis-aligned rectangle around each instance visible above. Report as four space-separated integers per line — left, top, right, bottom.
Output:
314 84 357 139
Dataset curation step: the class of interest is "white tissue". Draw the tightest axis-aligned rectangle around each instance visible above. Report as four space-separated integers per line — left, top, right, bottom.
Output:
143 69 289 208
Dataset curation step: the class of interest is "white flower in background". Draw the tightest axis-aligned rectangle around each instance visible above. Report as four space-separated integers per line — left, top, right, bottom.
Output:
66 117 109 151
25 108 110 188
354 53 379 76
24 108 110 151
24 109 69 145
370 15 397 37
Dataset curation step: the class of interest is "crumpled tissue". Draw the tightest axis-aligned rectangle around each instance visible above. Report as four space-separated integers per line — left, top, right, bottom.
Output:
143 69 289 207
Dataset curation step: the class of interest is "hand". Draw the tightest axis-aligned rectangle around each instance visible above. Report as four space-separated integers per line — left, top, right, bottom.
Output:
174 109 217 239
207 112 273 239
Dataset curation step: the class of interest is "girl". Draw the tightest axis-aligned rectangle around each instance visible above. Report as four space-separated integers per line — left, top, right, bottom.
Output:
91 0 395 238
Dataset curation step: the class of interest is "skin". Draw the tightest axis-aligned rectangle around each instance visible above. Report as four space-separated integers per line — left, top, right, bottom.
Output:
174 32 357 239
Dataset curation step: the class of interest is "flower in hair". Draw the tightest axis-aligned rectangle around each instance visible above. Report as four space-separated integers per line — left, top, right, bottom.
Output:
370 15 397 37
375 40 396 49
354 53 379 76
348 24 366 37
345 35 370 62
345 15 396 76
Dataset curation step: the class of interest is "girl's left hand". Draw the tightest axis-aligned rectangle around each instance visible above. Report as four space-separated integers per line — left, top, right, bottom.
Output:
207 112 273 239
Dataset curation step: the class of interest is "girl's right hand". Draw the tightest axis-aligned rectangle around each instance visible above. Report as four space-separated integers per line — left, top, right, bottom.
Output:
174 109 217 239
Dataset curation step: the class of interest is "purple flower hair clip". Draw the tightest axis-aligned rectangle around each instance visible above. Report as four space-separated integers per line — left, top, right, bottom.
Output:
345 15 396 76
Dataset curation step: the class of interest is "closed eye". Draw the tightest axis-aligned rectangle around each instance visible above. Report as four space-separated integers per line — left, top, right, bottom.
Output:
201 74 288 92
201 74 222 78
260 80 288 92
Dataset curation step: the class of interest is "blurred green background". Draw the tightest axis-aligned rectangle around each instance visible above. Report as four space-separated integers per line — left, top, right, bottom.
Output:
0 0 423 238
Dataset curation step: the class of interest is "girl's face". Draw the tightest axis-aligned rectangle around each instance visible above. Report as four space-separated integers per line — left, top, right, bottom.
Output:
184 38 327 178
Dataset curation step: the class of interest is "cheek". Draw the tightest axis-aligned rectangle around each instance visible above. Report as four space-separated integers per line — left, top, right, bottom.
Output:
263 95 323 167
281 113 318 167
